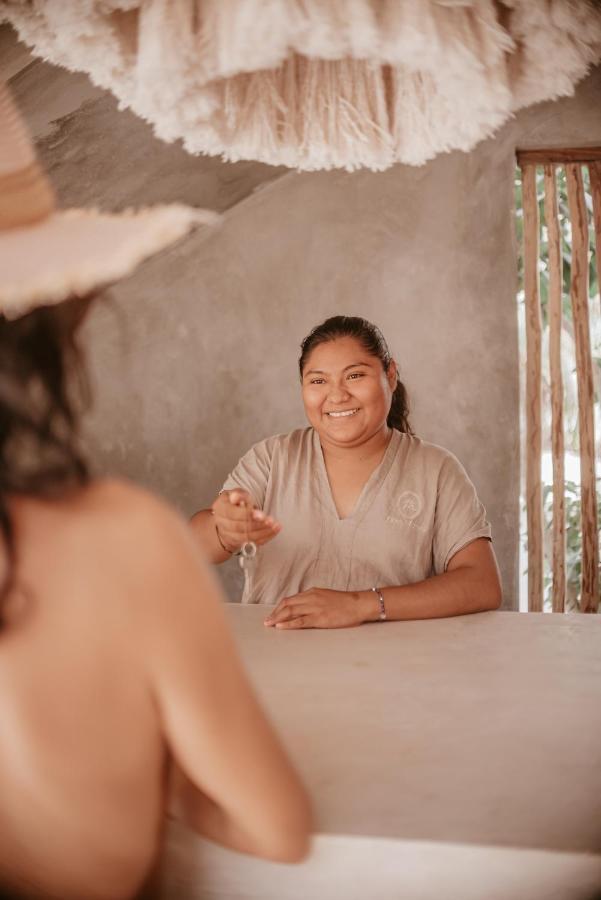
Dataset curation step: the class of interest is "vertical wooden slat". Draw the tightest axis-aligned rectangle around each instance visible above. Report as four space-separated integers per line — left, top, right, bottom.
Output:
565 164 600 613
543 165 566 613
590 161 601 315
521 164 544 612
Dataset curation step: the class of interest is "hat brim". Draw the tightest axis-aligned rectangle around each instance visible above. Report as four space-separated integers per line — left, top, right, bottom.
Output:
0 205 220 319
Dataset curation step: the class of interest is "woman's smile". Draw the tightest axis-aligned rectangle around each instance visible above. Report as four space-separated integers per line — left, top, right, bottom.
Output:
325 408 360 418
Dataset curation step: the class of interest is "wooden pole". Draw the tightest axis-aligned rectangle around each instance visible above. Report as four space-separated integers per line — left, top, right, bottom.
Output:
517 148 601 165
521 164 544 612
543 165 566 613
590 161 601 316
565 164 599 613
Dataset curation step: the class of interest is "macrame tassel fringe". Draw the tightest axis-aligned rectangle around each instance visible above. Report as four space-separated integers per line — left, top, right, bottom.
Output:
1 0 601 171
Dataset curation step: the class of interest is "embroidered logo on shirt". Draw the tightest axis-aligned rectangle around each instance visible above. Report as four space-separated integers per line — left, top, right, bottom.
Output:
398 491 422 519
386 491 424 528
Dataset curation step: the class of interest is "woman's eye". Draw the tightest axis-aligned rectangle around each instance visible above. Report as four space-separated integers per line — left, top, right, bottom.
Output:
348 373 364 379
310 378 325 385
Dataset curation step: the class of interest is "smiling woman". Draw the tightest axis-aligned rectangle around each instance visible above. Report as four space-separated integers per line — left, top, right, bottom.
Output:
190 316 502 628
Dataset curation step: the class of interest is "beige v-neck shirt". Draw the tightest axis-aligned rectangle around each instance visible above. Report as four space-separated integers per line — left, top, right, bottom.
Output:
222 428 491 605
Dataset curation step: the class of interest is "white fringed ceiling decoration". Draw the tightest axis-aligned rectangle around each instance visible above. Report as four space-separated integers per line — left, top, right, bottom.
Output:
2 1 601 171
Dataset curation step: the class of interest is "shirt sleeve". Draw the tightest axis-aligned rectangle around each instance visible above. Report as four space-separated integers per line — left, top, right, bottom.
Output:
221 438 273 509
432 452 492 574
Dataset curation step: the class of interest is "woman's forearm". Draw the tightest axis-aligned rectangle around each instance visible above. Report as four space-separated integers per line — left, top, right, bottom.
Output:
189 509 233 564
357 557 502 623
170 764 312 863
172 775 307 862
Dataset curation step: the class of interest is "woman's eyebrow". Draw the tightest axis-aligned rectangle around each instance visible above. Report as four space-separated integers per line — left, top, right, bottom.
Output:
304 361 371 377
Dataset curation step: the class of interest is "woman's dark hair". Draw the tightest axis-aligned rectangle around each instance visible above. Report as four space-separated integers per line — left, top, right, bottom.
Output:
0 295 93 620
299 315 413 434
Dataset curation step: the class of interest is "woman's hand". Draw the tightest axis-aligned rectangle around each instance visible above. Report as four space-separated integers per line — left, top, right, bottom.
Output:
264 588 375 629
212 489 281 554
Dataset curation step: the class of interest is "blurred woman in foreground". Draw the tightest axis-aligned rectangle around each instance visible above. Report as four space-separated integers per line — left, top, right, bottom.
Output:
0 83 311 900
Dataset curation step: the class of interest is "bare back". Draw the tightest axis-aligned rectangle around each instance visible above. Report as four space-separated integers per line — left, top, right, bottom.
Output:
0 479 311 900
0 482 169 899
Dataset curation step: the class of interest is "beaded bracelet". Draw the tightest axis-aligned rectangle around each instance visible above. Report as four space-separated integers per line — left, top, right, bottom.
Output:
371 586 387 621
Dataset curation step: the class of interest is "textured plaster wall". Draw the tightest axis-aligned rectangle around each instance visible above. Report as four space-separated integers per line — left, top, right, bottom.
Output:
6 27 601 608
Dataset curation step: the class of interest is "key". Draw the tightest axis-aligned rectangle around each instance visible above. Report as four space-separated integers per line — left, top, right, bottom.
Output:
238 499 257 575
239 539 257 572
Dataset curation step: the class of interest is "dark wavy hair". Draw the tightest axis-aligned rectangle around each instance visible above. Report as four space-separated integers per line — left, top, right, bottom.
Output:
299 315 413 434
0 295 94 620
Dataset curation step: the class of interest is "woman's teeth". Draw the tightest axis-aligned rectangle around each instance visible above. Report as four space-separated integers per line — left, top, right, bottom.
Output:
327 409 359 418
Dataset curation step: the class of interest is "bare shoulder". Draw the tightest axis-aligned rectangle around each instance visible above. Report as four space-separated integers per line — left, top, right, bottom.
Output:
4 481 223 677
71 478 184 531
13 477 197 578
73 481 230 647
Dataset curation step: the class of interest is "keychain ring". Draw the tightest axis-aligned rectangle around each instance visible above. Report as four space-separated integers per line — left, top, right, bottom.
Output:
240 540 257 559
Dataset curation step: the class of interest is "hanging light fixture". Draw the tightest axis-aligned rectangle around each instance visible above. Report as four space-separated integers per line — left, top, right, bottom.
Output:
2 1 601 171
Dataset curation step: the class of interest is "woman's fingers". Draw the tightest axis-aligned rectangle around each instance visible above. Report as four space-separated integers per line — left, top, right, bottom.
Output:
211 491 252 522
213 491 281 531
249 524 281 546
217 521 281 552
228 490 275 527
219 519 280 541
212 490 281 552
265 597 291 623
227 489 253 508
274 615 314 630
265 589 361 630
264 598 310 626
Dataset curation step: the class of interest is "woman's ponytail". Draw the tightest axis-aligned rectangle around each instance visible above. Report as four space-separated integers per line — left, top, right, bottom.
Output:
386 376 412 434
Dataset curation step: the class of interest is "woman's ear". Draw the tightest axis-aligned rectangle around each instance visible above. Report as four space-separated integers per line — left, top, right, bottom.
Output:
387 360 398 390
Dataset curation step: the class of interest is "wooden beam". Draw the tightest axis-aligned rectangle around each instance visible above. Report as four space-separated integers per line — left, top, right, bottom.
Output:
543 165 566 613
565 164 600 613
590 161 601 316
521 164 544 612
517 148 601 166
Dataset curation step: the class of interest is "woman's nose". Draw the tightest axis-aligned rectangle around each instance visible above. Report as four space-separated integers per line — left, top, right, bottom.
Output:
328 381 351 402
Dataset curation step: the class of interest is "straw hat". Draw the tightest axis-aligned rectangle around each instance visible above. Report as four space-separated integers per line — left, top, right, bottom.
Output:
0 81 219 319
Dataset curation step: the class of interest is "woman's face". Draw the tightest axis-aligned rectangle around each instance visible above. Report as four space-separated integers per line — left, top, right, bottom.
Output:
301 336 396 449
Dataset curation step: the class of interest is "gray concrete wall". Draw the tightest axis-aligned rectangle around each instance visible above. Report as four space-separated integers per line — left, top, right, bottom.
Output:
6 25 601 608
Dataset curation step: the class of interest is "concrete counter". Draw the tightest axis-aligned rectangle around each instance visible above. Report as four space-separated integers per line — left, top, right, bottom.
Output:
161 608 601 899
